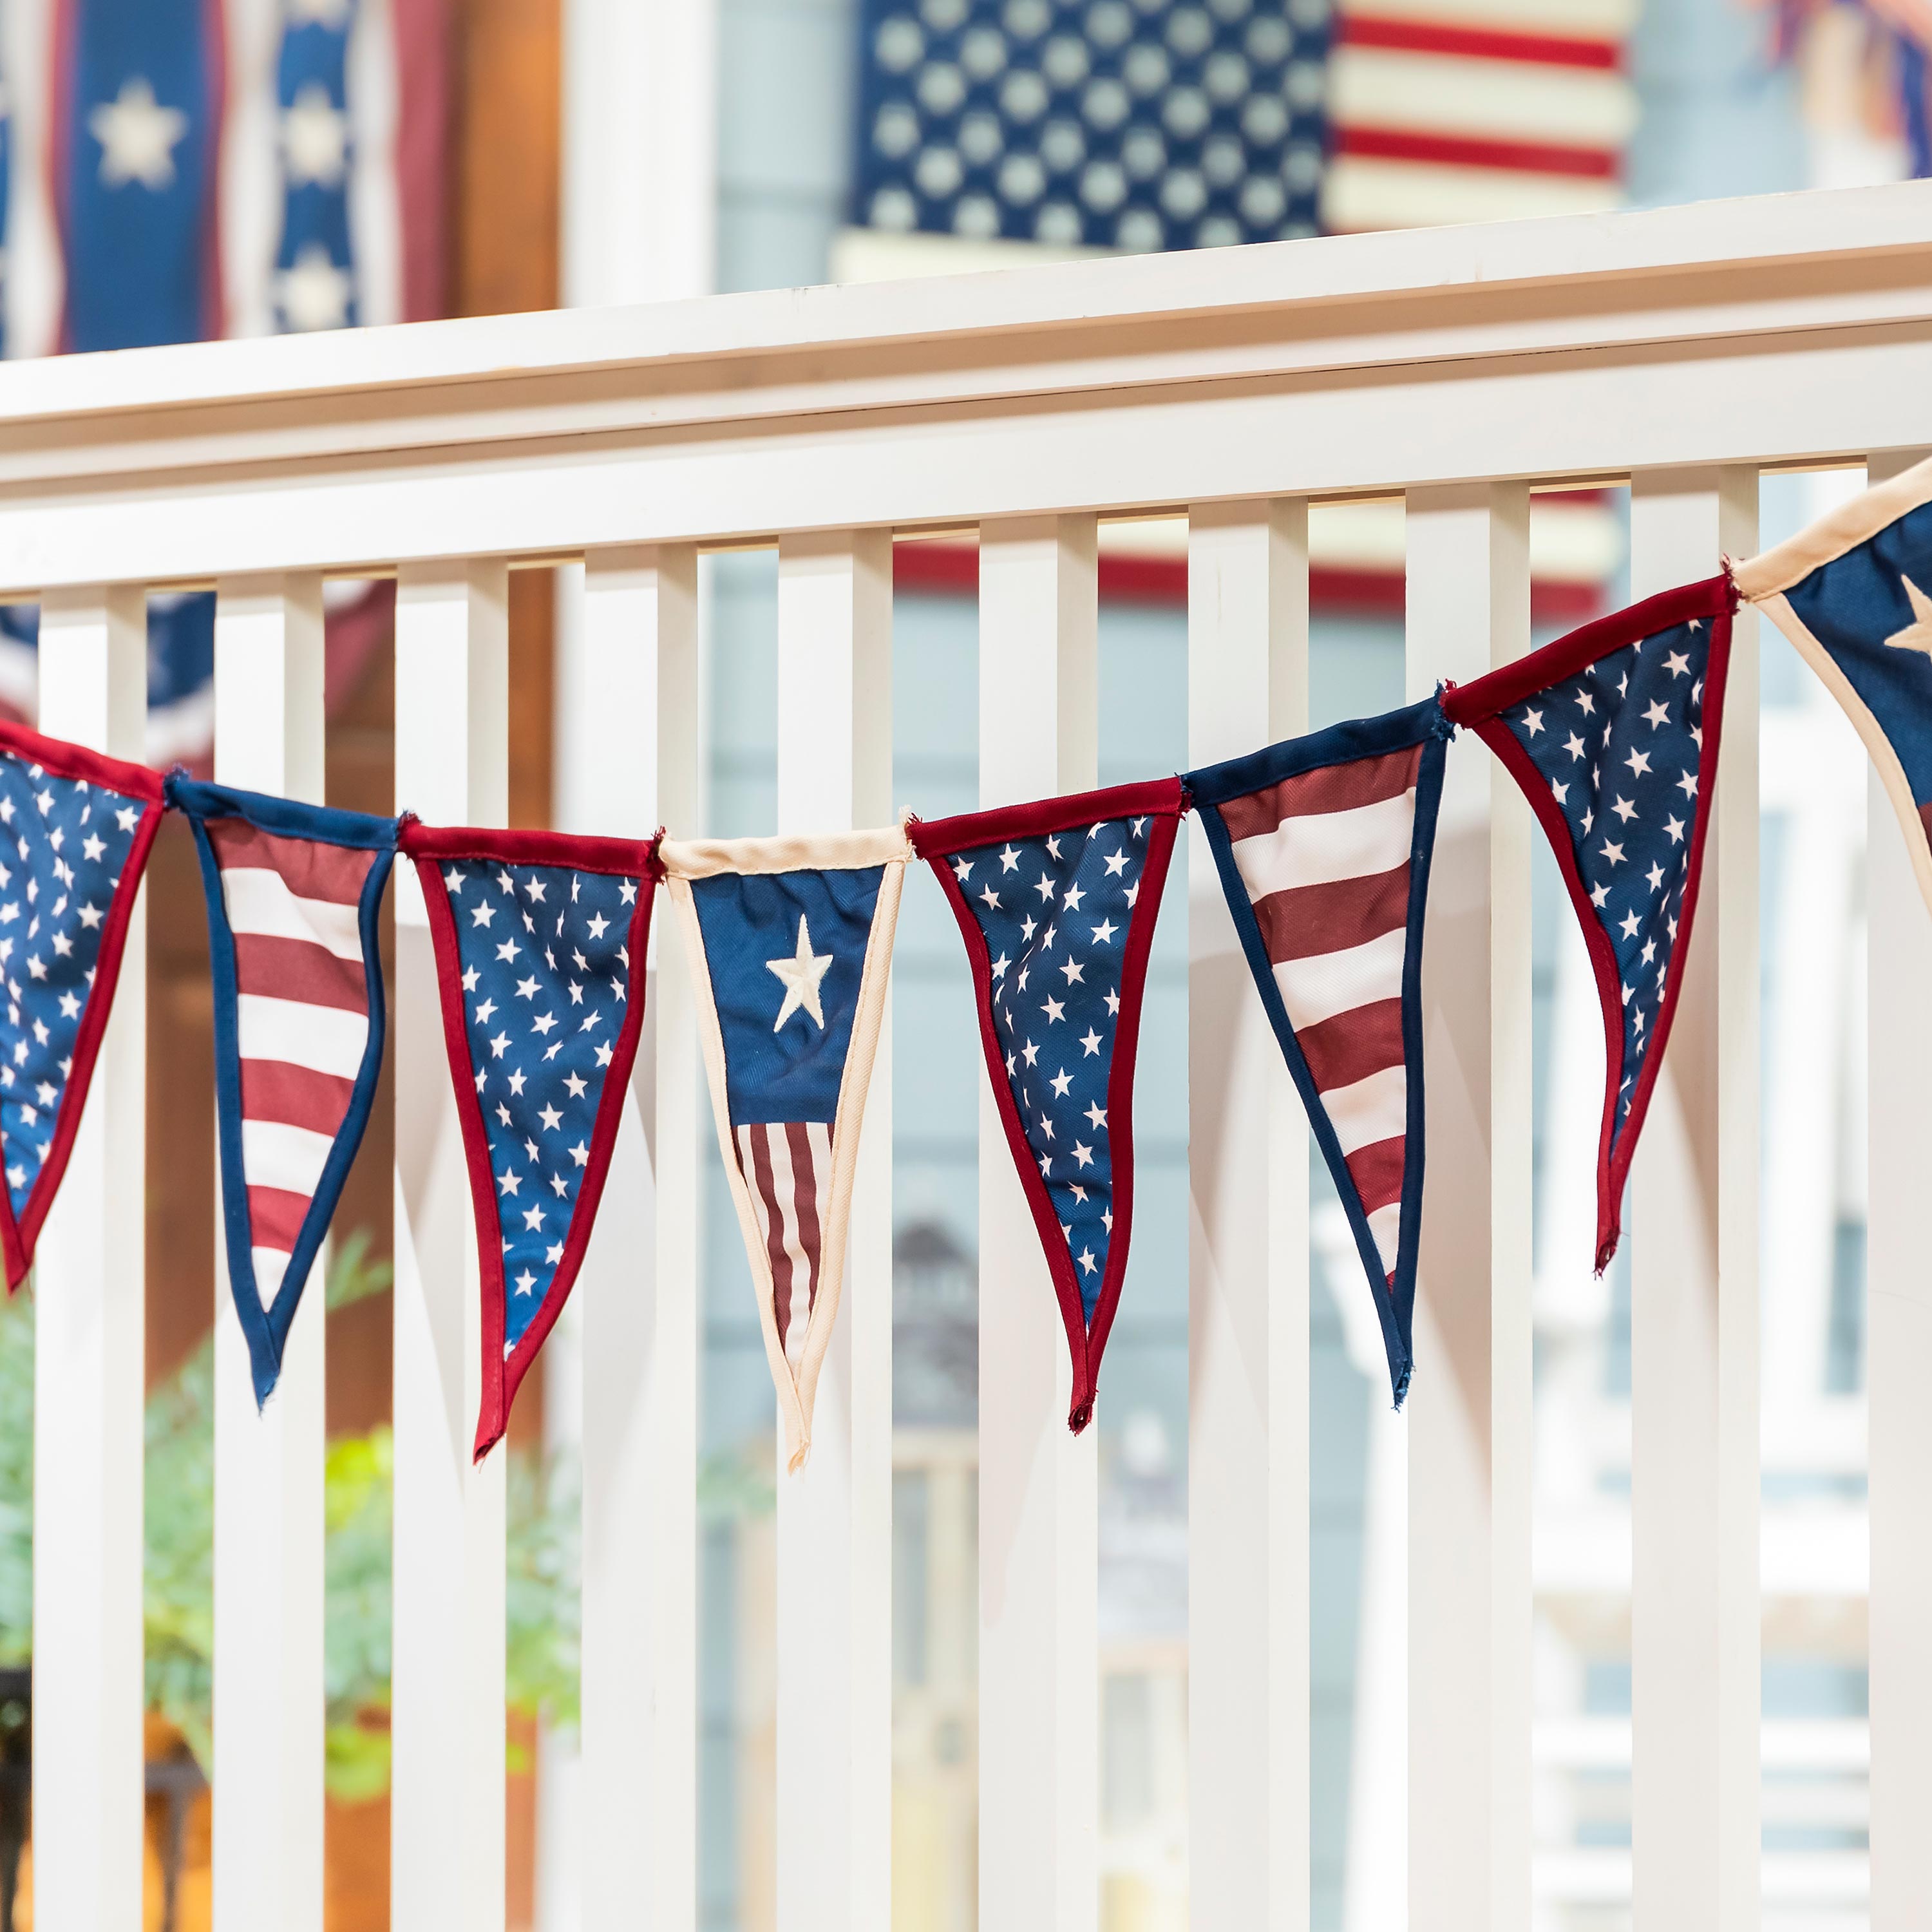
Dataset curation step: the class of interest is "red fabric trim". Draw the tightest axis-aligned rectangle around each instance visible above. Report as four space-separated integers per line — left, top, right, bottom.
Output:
399 820 655 877
1443 574 1734 726
391 0 452 323
910 776 1185 859
493 869 656 1455
1336 15 1620 69
0 719 165 804
3 797 164 1287
1081 808 1176 1427
1332 125 1618 180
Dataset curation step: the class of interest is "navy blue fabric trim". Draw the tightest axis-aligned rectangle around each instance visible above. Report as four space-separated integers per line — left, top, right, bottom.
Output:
1183 695 1443 809
166 774 401 852
176 779 397 1405
1189 699 1449 1407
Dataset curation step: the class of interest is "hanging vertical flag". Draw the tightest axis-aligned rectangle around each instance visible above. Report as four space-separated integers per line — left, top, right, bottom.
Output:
659 827 911 1470
1186 701 1449 1406
1442 573 1735 1271
909 780 1181 1434
1735 453 1932 914
167 778 397 1405
397 824 656 1458
0 721 164 1288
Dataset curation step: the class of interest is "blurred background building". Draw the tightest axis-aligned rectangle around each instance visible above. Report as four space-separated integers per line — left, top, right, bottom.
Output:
0 0 1918 1926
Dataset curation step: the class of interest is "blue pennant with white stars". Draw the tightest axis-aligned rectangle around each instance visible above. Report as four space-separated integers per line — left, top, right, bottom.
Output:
911 779 1184 1433
1444 576 1736 1271
404 832 656 1457
0 730 164 1286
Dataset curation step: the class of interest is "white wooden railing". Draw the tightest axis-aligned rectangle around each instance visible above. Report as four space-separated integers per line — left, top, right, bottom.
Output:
9 179 1932 1931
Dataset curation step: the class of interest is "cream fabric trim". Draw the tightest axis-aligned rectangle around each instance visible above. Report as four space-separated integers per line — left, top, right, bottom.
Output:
659 824 913 879
1756 591 1932 917
1732 453 1932 600
664 856 908 1470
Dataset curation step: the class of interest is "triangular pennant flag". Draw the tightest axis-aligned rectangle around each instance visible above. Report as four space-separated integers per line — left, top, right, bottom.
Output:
0 722 164 1289
1735 454 1932 913
659 827 910 1471
167 777 397 1406
1187 702 1449 1407
1442 573 1736 1272
399 824 657 1458
909 780 1182 1434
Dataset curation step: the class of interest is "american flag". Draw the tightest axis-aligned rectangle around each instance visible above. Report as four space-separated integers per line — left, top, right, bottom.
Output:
171 781 395 1404
1188 701 1446 1404
844 0 1633 270
405 829 654 1457
1443 574 1735 1269
0 726 164 1287
912 779 1182 1432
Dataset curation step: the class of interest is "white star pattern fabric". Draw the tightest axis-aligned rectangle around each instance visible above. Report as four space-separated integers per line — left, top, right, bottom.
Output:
0 728 164 1288
403 828 656 1456
912 779 1183 1432
1443 575 1736 1269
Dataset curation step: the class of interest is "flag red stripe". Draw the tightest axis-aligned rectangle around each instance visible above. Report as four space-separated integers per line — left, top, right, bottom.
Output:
1345 1134 1408 1215
246 1184 312 1253
1253 864 1412 966
1335 15 1620 70
1294 997 1408 1096
238 1057 358 1133
231 933 368 1014
207 819 374 903
1216 745 1423 840
785 1122 824 1314
745 1126 795 1352
1332 124 1620 181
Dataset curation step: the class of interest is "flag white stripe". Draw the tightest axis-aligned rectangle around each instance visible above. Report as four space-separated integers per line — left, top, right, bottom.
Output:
220 866 365 960
236 994 370 1079
241 1117 337 1197
1340 0 1634 37
1321 155 1618 233
1273 927 1410 1032
1365 1200 1405 1273
1329 46 1634 148
1320 1062 1410 1158
251 1245 292 1312
1231 790 1416 900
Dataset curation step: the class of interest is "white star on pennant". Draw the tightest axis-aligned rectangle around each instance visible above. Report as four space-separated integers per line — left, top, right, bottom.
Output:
767 915 833 1032
1885 574 1932 659
90 78 189 189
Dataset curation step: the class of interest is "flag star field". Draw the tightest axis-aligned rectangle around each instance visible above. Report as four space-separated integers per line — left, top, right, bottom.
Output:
0 757 143 1216
1499 616 1710 1149
442 859 641 1354
949 815 1151 1320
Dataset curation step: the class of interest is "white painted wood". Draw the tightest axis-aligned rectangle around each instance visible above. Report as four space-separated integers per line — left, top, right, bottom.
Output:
30 587 147 1932
562 0 716 307
772 531 895 1932
978 516 1100 1932
1403 485 1533 1932
1862 446 1932 1932
391 562 509 1932
1627 469 1759 1932
573 547 703 1929
1185 500 1311 1932
211 574 327 1932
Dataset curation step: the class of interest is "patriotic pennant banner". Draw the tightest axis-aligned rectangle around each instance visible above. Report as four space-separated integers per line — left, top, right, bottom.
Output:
1734 455 1932 915
659 827 910 1470
1443 574 1735 1271
168 779 397 1406
909 781 1182 1435
0 721 165 1289
1187 702 1449 1408
399 824 657 1458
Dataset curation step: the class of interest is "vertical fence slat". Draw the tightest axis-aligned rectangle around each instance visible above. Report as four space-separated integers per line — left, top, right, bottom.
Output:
978 515 1100 1932
1185 500 1311 1931
1403 484 1533 1932
1627 468 1759 1931
575 546 702 1927
210 574 327 1932
772 530 895 1932
31 587 148 1932
1864 446 1929 1931
391 562 510 1932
